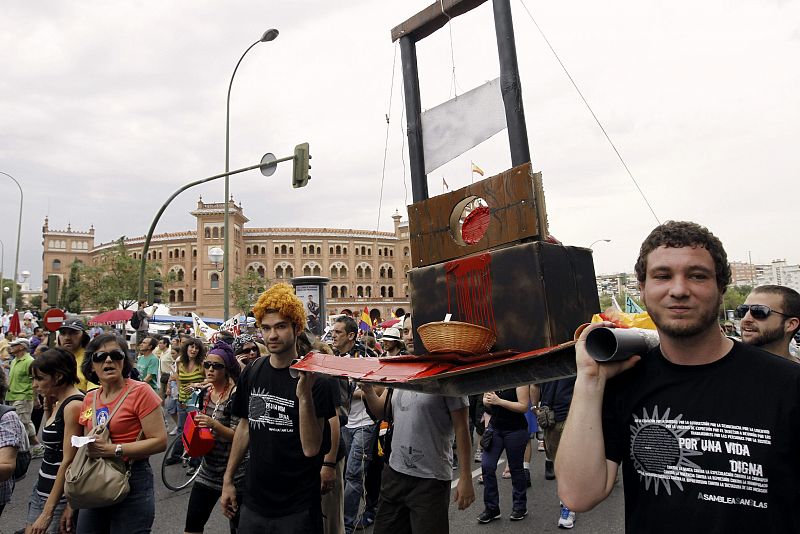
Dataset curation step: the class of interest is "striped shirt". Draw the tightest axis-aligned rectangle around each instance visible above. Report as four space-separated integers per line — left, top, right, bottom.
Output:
36 394 84 498
195 388 247 491
177 364 205 403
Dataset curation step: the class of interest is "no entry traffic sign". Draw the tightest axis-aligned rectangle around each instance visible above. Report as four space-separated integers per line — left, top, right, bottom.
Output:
43 308 67 332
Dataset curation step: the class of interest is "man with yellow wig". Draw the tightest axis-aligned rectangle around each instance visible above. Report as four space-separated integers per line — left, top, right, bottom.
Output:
222 283 336 533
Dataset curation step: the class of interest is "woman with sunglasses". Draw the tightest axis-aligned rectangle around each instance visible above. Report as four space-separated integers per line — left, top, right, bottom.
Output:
74 333 167 533
232 334 261 370
24 348 83 534
165 338 207 467
183 341 246 534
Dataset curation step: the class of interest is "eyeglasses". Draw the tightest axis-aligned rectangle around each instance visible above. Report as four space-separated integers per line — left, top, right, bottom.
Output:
735 304 792 321
91 349 127 363
203 361 226 370
238 346 258 355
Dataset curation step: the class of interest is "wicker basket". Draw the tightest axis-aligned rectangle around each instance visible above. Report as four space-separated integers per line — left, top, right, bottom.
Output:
417 321 496 355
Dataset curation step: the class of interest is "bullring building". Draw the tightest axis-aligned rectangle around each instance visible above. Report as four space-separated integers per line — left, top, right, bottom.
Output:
41 198 412 320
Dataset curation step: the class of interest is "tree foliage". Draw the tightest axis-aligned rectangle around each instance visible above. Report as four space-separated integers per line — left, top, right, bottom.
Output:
230 270 268 315
59 260 83 313
0 278 23 311
78 239 161 311
722 285 753 315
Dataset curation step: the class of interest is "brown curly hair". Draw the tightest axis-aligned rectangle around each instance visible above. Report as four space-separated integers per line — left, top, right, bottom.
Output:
635 220 731 293
252 283 306 331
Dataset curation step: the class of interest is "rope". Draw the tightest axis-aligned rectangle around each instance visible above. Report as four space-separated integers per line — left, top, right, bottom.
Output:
516 0 661 225
375 42 399 235
440 0 461 98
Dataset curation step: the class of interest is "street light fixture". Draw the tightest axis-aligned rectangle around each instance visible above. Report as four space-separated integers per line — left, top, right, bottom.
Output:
209 247 224 272
589 239 611 250
224 28 280 320
0 171 23 312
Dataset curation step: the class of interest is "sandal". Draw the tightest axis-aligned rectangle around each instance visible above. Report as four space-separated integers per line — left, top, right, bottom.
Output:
502 467 511 479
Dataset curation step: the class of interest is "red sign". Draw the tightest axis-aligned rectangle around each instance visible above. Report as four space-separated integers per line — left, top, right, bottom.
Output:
43 308 67 332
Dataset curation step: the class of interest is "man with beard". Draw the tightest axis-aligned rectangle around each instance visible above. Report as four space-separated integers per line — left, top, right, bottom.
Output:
557 221 800 533
221 283 335 533
57 319 94 392
738 285 800 362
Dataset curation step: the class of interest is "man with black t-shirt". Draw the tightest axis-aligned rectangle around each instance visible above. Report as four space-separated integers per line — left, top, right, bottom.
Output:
557 221 800 533
222 284 335 533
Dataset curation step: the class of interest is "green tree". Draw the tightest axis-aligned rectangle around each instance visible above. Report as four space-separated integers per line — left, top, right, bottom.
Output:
1 278 22 311
30 295 42 310
722 284 752 317
77 239 161 311
59 260 83 313
230 270 268 316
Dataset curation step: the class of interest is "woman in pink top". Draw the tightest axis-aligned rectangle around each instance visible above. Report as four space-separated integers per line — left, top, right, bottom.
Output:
68 333 167 534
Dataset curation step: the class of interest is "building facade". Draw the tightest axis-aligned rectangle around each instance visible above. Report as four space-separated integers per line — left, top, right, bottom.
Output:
42 199 412 320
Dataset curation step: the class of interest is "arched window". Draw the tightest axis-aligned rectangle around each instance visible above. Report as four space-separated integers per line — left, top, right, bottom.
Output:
343 247 347 254
403 247 409 257
246 247 251 255
257 266 265 278
302 246 307 255
316 246 321 254
364 266 372 279
340 265 348 277
304 264 311 276
388 267 393 279
380 286 386 297
330 266 339 278
389 249 393 257
341 286 348 298
212 227 219 239
380 267 386 279
169 250 173 259
261 246 266 255
281 245 287 254
169 290 176 303
276 266 284 279
384 247 389 257
220 227 224 238
193 249 197 258
52 259 61 271
193 268 197 281
289 246 293 254
379 249 382 256
177 290 184 302
361 246 366 255
388 286 394 297
286 265 294 278
159 251 163 260
331 286 339 299
367 248 371 256
205 228 211 238
181 249 185 259
366 286 372 297
192 289 197 301
330 246 334 254
210 273 220 289
313 265 321 276
336 245 342 255
357 286 364 297
357 266 364 278
275 246 280 255
177 269 184 282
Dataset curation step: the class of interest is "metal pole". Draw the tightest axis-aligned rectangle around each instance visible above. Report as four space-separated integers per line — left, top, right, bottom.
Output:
492 0 531 167
0 239 4 308
138 157 291 301
0 171 23 312
399 35 429 203
225 39 263 321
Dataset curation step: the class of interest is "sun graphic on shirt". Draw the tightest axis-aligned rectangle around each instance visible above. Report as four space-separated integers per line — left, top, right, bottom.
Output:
629 405 703 496
248 387 269 430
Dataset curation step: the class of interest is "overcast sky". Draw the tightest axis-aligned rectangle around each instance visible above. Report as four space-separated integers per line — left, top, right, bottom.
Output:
1 0 798 289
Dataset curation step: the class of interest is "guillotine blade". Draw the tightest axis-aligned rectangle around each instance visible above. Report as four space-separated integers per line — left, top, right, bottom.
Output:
290 342 577 397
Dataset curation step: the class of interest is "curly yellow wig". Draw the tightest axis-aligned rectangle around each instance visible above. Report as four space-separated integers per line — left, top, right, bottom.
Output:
252 283 306 331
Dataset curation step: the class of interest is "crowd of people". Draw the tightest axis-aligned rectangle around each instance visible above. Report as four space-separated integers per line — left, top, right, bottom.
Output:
1 220 799 533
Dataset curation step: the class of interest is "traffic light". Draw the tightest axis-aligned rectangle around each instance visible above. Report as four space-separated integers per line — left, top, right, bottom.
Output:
45 275 60 307
292 142 311 188
147 278 164 304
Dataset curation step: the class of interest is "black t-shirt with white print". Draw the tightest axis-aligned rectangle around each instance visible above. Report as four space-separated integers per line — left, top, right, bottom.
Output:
603 341 800 533
231 356 335 519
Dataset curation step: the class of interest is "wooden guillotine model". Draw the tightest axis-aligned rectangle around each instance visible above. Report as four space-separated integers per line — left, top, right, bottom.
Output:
291 0 600 394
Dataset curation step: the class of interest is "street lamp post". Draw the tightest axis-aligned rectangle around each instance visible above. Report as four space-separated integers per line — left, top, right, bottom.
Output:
0 238 4 304
0 171 24 312
224 28 279 320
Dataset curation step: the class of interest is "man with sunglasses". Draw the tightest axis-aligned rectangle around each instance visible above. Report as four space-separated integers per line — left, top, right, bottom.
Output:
738 285 800 362
557 221 800 533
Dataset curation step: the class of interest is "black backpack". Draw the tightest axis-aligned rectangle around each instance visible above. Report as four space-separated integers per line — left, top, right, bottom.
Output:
0 405 32 481
130 311 141 330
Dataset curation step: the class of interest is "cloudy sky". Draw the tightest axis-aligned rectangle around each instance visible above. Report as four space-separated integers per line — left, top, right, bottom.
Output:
1 0 798 289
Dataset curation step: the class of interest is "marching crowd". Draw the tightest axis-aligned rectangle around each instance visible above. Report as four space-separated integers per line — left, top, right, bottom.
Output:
0 220 799 533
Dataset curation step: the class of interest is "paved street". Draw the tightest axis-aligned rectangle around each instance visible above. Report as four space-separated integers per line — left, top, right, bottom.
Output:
2 440 624 534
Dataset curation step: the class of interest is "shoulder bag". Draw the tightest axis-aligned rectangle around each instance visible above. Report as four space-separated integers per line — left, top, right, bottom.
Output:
64 386 134 509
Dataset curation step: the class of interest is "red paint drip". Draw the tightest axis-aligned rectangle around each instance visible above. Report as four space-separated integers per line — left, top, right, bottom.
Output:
445 254 497 334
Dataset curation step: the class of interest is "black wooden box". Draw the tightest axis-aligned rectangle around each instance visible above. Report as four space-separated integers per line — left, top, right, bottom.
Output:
408 241 599 354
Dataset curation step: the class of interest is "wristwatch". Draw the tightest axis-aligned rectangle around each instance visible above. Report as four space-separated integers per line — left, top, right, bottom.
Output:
115 444 123 458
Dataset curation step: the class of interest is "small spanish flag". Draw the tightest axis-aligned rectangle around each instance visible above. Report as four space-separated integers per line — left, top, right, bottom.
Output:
471 162 484 176
359 307 372 332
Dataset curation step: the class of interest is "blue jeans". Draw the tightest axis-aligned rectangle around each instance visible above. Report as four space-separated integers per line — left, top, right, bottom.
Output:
342 423 377 533
76 460 155 533
481 426 528 512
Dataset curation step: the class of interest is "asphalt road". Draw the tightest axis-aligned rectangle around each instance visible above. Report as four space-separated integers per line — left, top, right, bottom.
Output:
2 441 625 533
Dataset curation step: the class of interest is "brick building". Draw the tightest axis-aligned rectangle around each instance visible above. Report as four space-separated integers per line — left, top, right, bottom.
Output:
42 199 412 319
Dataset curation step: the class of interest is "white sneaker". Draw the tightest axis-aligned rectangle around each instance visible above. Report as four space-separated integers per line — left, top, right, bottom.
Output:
31 444 45 459
558 505 576 529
